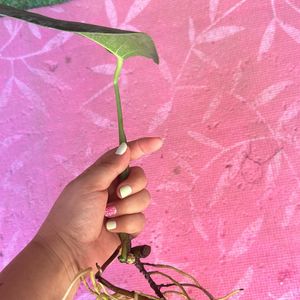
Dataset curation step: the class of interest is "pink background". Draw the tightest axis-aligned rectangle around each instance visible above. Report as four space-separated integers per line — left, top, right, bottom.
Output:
1 0 300 299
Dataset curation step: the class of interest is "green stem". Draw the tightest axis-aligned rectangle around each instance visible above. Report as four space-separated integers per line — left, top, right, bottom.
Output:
114 56 126 145
113 56 131 262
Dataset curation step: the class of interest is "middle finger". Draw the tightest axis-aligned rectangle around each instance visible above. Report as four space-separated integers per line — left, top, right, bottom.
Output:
115 166 147 199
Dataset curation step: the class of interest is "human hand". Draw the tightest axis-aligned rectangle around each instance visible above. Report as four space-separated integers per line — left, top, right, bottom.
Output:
34 137 163 276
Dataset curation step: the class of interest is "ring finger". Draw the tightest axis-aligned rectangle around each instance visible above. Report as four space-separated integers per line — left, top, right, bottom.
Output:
105 189 150 218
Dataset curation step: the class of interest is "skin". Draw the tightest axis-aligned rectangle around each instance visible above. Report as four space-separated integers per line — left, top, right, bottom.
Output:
0 136 163 299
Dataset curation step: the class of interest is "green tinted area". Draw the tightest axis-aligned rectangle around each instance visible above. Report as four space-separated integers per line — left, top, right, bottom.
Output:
0 0 69 9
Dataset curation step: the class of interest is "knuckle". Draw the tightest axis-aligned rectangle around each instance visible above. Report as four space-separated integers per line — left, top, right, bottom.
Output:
134 166 144 174
144 176 148 188
100 189 109 199
75 170 103 190
131 166 145 178
136 213 146 229
124 213 145 233
132 166 146 176
128 166 147 189
137 139 146 156
136 167 147 187
65 179 76 190
65 176 81 191
100 160 117 174
123 220 134 233
142 189 151 207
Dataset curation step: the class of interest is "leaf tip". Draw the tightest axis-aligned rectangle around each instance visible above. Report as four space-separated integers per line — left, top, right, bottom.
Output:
153 51 159 64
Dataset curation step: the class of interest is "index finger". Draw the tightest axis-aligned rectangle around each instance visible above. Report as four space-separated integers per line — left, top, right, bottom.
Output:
76 137 163 192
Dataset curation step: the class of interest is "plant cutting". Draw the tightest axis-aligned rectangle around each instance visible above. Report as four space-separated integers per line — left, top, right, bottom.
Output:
0 4 243 299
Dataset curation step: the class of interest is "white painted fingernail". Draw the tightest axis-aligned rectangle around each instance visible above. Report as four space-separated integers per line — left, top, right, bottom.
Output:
106 220 117 231
120 185 132 199
115 143 127 155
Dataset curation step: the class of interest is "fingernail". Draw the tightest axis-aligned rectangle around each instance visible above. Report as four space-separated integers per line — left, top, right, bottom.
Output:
105 205 117 217
106 220 117 231
120 185 132 199
158 138 164 149
115 143 127 155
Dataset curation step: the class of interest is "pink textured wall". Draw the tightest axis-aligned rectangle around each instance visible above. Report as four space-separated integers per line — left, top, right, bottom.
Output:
1 0 300 299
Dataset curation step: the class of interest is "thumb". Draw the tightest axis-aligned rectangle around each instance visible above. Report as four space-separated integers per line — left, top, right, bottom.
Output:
78 142 131 191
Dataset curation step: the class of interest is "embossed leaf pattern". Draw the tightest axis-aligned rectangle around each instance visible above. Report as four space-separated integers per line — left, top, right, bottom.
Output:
105 0 118 28
0 78 13 108
193 48 219 68
280 21 300 43
227 217 263 258
209 0 219 23
124 0 152 24
28 22 42 39
158 57 172 83
14 78 47 114
188 17 195 44
196 25 244 43
1 1 300 299
255 80 293 107
258 19 276 61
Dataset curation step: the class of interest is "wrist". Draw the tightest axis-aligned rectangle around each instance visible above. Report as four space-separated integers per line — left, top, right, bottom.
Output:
0 233 81 300
33 230 80 282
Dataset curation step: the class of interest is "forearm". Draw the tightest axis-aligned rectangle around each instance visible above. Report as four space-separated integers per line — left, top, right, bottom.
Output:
0 235 79 300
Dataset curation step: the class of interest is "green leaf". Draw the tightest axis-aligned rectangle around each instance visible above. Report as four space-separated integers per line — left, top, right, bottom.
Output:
80 32 158 62
0 0 70 9
0 4 159 63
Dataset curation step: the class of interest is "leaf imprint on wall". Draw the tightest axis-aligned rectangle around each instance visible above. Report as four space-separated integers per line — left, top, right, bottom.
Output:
159 57 173 83
197 25 244 43
157 181 190 192
192 214 209 241
209 0 219 23
0 78 13 108
202 95 221 123
91 64 116 75
14 78 48 115
188 130 224 150
268 289 300 300
124 0 152 24
3 18 14 34
28 23 42 39
258 19 276 61
192 48 219 68
105 0 118 27
0 134 23 149
41 31 73 53
83 109 117 129
188 17 195 44
280 21 300 43
281 190 300 227
254 80 293 107
27 66 71 90
227 217 263 258
148 100 172 133
277 100 300 127
265 151 282 189
230 266 254 299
